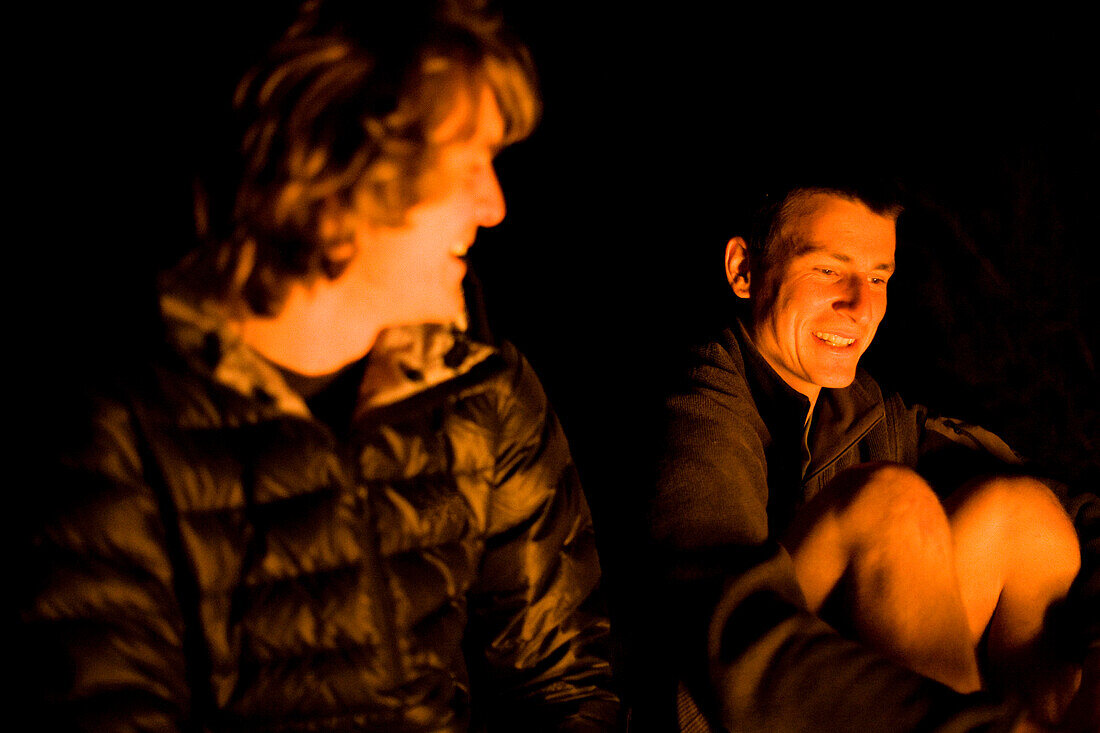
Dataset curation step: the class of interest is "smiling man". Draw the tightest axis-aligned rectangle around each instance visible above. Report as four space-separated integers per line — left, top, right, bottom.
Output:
23 1 619 730
643 182 1098 731
731 192 896 408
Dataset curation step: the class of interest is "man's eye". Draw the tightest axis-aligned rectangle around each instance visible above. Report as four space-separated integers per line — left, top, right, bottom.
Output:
816 268 837 276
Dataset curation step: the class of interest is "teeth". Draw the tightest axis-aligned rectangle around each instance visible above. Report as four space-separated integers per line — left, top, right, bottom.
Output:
449 243 470 258
813 331 855 347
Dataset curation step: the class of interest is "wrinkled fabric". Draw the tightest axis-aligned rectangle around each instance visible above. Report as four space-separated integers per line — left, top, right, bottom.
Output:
24 298 618 732
641 318 1098 732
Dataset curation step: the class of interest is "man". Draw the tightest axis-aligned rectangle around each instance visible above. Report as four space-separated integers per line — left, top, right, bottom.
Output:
22 1 619 730
645 181 1098 731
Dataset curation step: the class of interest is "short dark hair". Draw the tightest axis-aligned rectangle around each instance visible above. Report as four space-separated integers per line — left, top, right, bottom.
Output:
173 0 539 317
745 178 904 278
727 176 903 319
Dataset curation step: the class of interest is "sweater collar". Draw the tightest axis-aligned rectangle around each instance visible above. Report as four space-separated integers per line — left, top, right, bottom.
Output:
806 370 886 481
735 318 813 430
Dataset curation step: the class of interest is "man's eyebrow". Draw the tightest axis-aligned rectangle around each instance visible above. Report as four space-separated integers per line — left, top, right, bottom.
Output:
793 244 895 272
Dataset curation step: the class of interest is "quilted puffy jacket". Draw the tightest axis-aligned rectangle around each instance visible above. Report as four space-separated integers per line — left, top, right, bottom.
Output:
24 296 619 732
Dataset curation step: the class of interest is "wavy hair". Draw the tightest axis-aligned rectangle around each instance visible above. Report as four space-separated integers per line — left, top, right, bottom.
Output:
175 0 539 316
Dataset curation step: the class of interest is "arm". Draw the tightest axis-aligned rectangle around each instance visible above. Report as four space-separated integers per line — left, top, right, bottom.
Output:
20 390 193 733
463 343 619 732
648 342 1012 732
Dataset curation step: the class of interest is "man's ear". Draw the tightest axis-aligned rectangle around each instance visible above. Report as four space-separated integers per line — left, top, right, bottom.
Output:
724 237 752 299
317 200 359 278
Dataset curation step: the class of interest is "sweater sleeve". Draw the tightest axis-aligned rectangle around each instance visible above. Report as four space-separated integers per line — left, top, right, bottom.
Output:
646 342 1013 733
20 390 193 733
463 343 620 732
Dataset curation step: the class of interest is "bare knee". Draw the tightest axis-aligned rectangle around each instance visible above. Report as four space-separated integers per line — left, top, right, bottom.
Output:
830 463 951 553
786 463 956 591
953 476 1071 525
950 477 1083 708
788 463 944 555
804 463 982 691
785 463 953 612
952 477 1081 590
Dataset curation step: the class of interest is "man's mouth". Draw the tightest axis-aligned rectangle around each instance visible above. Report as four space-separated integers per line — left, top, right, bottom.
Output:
813 331 856 347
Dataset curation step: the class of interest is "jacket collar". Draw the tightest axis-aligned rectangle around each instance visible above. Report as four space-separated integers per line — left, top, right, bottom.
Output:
806 370 885 482
355 324 496 413
735 318 813 432
161 294 496 419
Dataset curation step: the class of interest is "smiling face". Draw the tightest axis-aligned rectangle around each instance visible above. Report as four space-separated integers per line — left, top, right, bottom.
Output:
236 84 510 376
748 193 897 404
339 84 507 331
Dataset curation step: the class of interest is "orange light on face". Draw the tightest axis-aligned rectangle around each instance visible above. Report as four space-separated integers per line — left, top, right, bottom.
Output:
751 194 896 406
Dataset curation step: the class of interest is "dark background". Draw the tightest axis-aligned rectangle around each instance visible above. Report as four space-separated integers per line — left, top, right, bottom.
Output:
479 4 1100 518
49 3 1099 527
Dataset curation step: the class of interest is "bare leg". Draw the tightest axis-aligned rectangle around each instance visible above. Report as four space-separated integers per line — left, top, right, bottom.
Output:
784 463 981 693
946 477 1081 723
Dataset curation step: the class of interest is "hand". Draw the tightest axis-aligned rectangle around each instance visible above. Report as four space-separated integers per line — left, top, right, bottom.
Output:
1055 648 1099 733
1015 648 1099 733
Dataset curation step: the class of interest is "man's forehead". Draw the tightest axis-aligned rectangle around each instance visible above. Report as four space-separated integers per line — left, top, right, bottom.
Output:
779 193 897 266
430 84 505 151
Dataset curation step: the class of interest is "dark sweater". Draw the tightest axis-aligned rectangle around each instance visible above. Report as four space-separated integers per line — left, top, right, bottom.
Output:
642 319 1098 732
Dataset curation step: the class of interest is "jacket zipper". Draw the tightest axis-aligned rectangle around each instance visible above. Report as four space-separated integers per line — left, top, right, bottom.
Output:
801 413 885 485
349 453 405 688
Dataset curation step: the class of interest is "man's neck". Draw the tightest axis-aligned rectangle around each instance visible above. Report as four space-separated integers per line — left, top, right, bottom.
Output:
741 323 822 418
239 282 386 377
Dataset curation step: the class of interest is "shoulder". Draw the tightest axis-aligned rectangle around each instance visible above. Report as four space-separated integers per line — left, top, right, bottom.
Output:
33 350 181 591
489 340 548 409
657 324 768 476
50 322 265 506
665 324 762 434
688 324 748 377
452 338 552 430
51 338 169 481
664 323 751 404
455 340 578 531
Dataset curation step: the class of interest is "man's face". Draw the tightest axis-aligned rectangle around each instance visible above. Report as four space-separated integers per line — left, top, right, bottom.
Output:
343 84 506 330
751 193 896 401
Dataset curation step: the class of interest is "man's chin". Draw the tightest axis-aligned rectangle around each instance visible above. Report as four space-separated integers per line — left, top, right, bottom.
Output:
450 307 468 333
419 293 468 332
810 366 859 390
818 374 858 390
384 303 468 334
429 302 469 333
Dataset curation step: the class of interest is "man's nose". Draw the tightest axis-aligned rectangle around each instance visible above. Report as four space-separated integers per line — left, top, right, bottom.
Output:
834 276 873 325
477 167 506 228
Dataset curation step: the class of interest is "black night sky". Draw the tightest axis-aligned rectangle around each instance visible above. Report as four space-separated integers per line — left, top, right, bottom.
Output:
483 5 1100 509
49 3 1099 525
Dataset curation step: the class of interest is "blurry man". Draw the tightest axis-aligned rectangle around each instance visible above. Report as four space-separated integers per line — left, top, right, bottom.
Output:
646 181 1098 731
23 1 619 730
